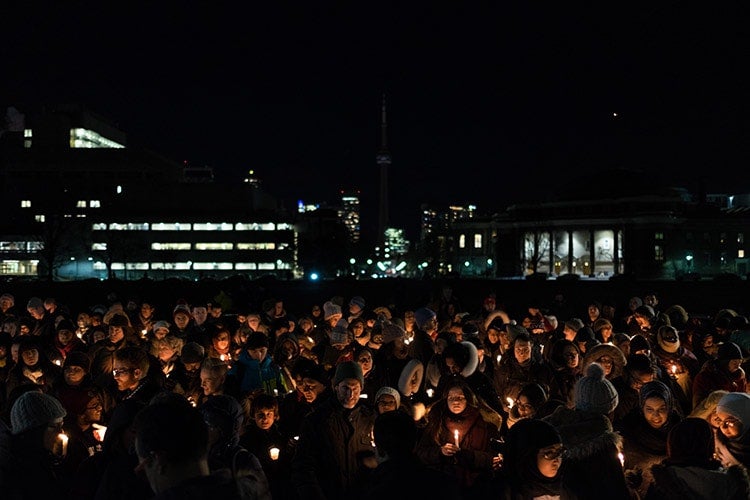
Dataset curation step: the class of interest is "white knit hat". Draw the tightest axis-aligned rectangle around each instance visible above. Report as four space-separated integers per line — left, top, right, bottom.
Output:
375 386 401 408
11 392 67 435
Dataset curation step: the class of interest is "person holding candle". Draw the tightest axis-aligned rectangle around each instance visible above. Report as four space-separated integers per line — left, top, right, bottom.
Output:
226 331 287 398
415 379 499 496
692 341 747 410
2 391 69 499
277 356 332 441
60 387 106 479
5 335 61 398
714 392 750 468
650 325 700 415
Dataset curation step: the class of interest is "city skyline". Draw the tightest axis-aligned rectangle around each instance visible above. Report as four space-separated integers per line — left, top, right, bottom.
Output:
3 4 749 239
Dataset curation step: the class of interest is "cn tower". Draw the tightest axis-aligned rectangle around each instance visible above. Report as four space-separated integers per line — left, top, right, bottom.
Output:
376 94 391 249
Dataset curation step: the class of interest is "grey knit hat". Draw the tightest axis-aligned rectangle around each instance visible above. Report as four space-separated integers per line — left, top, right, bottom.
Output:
333 360 364 387
323 301 342 320
574 362 619 415
11 392 67 435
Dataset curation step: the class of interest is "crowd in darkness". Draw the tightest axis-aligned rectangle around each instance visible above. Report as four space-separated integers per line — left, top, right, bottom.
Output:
0 285 750 499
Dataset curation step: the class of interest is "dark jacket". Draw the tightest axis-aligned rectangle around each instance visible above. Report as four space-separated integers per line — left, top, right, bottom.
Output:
291 396 376 500
646 462 750 500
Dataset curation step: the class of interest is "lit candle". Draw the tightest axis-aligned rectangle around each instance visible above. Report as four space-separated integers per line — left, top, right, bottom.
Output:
506 397 514 409
496 354 502 364
273 388 279 397
618 452 625 467
269 447 280 460
454 429 460 448
58 433 69 456
540 344 545 355
92 423 107 442
219 354 227 361
141 329 147 338
426 388 434 398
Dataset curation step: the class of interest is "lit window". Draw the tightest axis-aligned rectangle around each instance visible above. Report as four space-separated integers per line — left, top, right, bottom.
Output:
655 245 664 262
193 262 233 270
195 243 233 250
21 200 31 208
92 223 107 230
151 243 191 250
738 233 745 244
152 223 191 231
236 242 275 250
77 200 87 208
194 223 233 231
235 263 258 270
739 250 745 258
655 232 664 240
459 234 466 249
474 234 482 249
92 243 107 251
258 263 275 270
35 215 45 222
90 200 101 208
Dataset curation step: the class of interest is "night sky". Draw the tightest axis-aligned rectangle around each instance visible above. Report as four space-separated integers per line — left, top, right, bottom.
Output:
3 4 749 240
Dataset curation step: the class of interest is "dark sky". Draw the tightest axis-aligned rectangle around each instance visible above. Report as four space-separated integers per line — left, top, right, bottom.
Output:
3 4 749 240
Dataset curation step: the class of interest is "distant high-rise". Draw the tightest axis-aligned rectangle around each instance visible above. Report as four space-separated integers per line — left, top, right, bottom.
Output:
339 188 361 243
376 94 391 248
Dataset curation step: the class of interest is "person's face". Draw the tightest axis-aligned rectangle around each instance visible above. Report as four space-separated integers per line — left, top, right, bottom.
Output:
423 316 438 333
192 307 208 325
356 351 373 375
445 357 462 375
517 395 536 418
644 295 658 307
0 297 12 310
629 371 656 392
447 387 467 415
274 301 284 314
376 394 398 414
44 419 64 454
599 325 613 340
140 304 154 319
200 368 223 396
58 329 74 346
157 343 176 363
392 338 409 360
246 316 261 331
209 306 222 318
19 323 30 335
183 361 201 374
326 314 342 327
349 303 362 315
335 379 361 409
514 340 532 364
64 365 86 385
213 332 230 350
83 396 103 423
11 343 19 362
404 312 415 328
537 443 564 478
0 345 6 359
247 346 267 362
588 305 600 318
27 306 44 320
597 356 614 376
21 347 39 366
727 359 743 373
254 408 276 431
112 363 140 391
642 396 669 429
298 377 325 403
486 329 500 345
154 327 169 339
109 326 124 343
716 410 743 439
562 346 579 369
618 341 631 357
173 312 191 329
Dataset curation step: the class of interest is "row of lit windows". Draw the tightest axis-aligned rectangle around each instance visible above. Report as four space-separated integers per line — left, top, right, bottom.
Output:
92 222 293 231
91 242 285 251
92 262 293 271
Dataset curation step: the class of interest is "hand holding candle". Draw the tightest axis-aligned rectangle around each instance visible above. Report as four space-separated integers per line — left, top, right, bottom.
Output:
58 433 69 457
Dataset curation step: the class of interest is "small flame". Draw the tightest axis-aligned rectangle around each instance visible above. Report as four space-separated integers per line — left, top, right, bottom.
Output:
618 452 625 467
506 397 514 409
426 388 434 398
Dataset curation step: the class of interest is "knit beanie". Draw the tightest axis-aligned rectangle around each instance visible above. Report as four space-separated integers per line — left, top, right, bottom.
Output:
717 342 743 361
657 326 680 354
639 380 673 411
574 362 619 415
349 296 366 309
564 318 585 332
507 323 528 342
56 318 76 333
505 418 562 471
518 383 548 409
153 320 171 332
375 386 401 408
717 392 750 439
630 334 651 353
487 317 506 332
63 351 91 373
198 394 244 445
181 342 205 364
414 307 436 330
376 318 405 345
11 392 67 435
333 360 364 387
330 319 350 346
575 326 596 343
667 418 715 465
323 301 342 320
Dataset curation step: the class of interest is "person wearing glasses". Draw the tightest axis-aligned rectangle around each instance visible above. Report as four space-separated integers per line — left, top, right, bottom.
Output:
715 392 750 468
415 379 499 496
499 418 576 499
105 346 162 408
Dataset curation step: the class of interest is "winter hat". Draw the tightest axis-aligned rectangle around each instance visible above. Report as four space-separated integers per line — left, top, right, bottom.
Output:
63 351 91 373
592 318 613 334
198 394 244 445
349 296 366 309
333 360 364 387
323 301 342 320
505 418 562 471
657 325 680 354
717 341 743 361
635 305 655 319
574 326 596 343
292 357 330 385
153 320 171 332
56 318 76 333
26 297 43 310
107 313 130 327
666 418 716 465
330 319 350 347
630 334 651 353
11 392 67 435
414 307 437 330
717 392 750 439
518 382 548 409
564 318 585 332
487 317 506 332
375 386 401 408
172 304 191 317
398 358 424 397
574 362 619 415
376 318 405 345
17 335 41 354
245 332 270 349
507 323 528 342
181 342 205 364
0 293 14 305
639 380 673 411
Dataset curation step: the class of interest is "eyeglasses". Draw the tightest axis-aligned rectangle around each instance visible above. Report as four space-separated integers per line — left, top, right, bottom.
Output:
720 418 741 430
541 446 566 460
112 368 135 378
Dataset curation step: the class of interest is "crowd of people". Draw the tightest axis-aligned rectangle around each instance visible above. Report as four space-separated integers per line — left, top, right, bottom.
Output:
0 286 749 499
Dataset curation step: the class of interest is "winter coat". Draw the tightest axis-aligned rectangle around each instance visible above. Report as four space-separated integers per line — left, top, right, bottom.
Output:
291 396 376 500
228 351 286 397
543 406 636 500
645 462 750 500
494 356 554 414
692 360 747 409
361 455 464 500
152 469 268 500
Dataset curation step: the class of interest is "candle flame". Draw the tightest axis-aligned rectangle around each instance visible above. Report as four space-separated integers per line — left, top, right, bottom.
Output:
618 452 625 467
506 397 514 409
